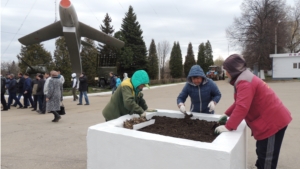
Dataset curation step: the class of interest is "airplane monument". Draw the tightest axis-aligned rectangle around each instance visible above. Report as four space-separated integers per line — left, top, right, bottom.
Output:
18 0 124 77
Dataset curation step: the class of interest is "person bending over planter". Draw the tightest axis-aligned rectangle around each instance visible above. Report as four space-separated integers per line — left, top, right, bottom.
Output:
177 65 221 114
102 70 150 121
215 54 292 169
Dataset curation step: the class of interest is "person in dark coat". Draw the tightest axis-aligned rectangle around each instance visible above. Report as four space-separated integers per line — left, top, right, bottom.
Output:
77 72 89 105
46 71 63 122
22 73 34 109
36 74 45 114
31 74 40 111
1 75 8 111
5 74 10 95
177 65 222 114
12 73 27 107
109 72 117 94
7 74 23 109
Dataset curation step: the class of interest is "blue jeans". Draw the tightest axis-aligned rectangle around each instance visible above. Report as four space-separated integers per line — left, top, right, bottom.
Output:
7 92 23 108
13 93 22 106
112 86 117 94
24 91 34 108
79 91 89 104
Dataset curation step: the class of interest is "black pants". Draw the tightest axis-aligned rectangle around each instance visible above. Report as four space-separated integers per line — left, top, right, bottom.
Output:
37 95 44 111
1 92 8 110
255 126 287 169
23 92 34 108
33 95 38 109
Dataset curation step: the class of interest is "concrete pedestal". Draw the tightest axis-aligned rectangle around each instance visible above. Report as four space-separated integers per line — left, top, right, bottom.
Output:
87 110 247 169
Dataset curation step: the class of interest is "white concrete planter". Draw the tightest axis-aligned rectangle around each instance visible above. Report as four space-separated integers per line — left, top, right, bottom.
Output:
87 110 247 169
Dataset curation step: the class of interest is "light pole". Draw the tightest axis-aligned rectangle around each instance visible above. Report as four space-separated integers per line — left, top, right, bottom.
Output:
275 16 286 54
275 20 281 54
158 55 161 80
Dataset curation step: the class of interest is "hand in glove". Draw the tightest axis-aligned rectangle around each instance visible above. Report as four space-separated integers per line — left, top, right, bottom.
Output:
178 103 186 114
218 114 228 125
141 112 147 117
214 125 230 135
207 101 216 112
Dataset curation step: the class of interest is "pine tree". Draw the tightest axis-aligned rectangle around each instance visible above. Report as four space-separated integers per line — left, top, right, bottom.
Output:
197 43 206 72
120 6 148 73
18 44 53 74
204 40 214 72
114 31 133 75
53 37 72 87
184 43 196 77
147 39 159 79
169 42 183 78
98 13 116 67
81 37 98 86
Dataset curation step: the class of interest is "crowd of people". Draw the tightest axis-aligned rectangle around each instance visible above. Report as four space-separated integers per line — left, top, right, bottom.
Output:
1 70 91 122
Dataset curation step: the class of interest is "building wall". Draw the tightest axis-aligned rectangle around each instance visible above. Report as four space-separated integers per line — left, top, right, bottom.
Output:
273 57 300 78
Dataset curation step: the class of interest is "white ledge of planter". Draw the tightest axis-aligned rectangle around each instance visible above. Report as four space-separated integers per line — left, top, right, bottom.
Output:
87 109 247 169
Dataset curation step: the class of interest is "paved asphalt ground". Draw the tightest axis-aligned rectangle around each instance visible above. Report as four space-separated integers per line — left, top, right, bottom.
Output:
1 80 300 169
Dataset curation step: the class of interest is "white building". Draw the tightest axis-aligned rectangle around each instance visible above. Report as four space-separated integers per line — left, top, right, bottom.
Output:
270 53 300 79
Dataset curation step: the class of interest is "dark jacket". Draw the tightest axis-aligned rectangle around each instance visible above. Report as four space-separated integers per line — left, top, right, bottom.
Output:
1 77 6 93
16 79 20 93
7 78 17 93
31 78 39 95
36 79 45 95
110 76 116 88
5 78 10 88
79 75 88 92
18 76 25 93
177 65 222 114
24 78 32 92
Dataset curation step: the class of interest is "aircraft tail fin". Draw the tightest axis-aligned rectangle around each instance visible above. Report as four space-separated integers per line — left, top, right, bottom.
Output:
18 21 63 45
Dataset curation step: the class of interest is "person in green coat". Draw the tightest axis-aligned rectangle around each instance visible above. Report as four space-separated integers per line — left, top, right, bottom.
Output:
102 70 150 121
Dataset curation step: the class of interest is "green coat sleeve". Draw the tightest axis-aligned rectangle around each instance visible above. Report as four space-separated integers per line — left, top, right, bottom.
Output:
122 86 144 115
137 93 148 111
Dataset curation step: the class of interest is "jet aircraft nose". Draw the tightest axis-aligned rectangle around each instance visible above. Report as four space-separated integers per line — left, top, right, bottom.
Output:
60 0 71 8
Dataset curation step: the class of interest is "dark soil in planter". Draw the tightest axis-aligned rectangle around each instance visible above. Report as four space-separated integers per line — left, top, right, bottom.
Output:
139 116 219 143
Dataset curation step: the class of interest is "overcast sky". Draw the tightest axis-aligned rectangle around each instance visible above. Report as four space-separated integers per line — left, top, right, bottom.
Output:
1 0 296 63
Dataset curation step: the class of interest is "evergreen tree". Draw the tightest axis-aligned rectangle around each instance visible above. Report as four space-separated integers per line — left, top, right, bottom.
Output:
53 37 72 88
197 43 206 72
114 31 134 75
183 43 196 77
100 13 114 35
169 42 183 78
204 40 214 72
18 44 53 74
169 42 176 78
98 13 117 67
81 37 98 86
120 6 148 74
147 39 159 79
